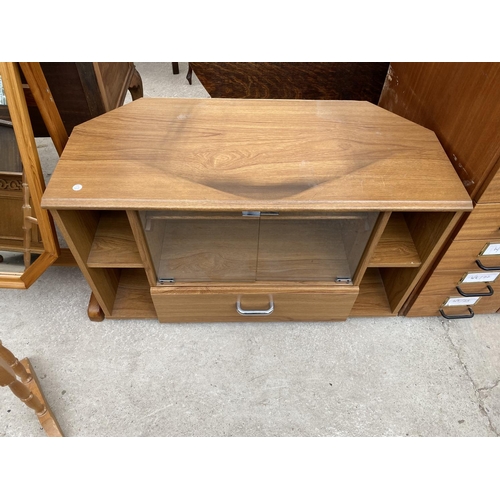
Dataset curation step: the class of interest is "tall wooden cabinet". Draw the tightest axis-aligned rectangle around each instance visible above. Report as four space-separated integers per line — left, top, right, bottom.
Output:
41 98 472 322
378 63 500 317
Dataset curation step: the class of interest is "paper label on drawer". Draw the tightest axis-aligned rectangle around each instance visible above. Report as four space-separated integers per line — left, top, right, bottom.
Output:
480 243 500 255
443 296 480 307
461 272 500 283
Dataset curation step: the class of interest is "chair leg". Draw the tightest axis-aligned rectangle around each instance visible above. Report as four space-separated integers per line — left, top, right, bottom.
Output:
0 340 63 437
172 62 180 75
20 358 64 437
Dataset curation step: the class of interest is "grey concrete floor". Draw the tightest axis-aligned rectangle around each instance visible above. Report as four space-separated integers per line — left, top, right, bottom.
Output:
1 63 499 437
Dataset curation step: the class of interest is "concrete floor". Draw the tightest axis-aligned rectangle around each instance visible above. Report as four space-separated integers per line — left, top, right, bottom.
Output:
1 63 499 437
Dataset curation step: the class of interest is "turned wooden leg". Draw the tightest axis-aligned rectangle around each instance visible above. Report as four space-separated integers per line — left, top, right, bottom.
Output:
0 341 63 437
128 67 144 101
21 358 64 437
88 292 105 322
172 62 180 75
186 64 193 85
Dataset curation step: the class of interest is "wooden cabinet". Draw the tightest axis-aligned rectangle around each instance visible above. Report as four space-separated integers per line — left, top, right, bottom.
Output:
41 98 472 322
378 63 500 318
22 63 142 137
188 63 389 102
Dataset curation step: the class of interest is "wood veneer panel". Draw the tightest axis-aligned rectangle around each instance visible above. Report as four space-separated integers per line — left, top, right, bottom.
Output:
415 269 500 296
109 269 156 319
189 62 389 102
152 284 358 322
407 292 500 317
433 239 500 272
380 211 463 313
127 210 158 286
94 63 134 112
453 204 500 241
350 268 393 317
378 62 500 201
87 211 143 268
369 213 421 267
41 99 472 213
51 209 119 316
476 157 500 204
346 211 387 286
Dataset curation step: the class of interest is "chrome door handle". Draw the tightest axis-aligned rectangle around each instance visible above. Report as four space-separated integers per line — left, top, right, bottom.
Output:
236 296 274 316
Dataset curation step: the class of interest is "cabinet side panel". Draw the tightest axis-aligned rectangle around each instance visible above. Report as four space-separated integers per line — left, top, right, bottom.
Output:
378 62 500 201
351 211 391 285
127 210 157 286
51 210 119 316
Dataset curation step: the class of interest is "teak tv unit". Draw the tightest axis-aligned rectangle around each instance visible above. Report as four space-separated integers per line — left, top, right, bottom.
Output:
41 98 472 322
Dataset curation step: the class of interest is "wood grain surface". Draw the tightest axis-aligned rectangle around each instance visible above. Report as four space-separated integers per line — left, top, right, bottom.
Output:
87 211 143 268
369 213 421 267
378 63 500 202
42 98 472 212
189 63 389 102
151 284 359 322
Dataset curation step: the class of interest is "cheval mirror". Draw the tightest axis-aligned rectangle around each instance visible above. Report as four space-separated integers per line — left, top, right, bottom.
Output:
0 62 61 288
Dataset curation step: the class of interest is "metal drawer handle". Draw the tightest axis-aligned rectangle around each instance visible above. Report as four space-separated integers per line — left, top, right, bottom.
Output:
439 307 475 320
236 296 274 316
476 259 500 271
456 284 494 297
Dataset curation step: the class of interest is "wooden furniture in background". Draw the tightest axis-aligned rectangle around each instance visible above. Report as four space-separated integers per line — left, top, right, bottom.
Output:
0 340 63 436
41 98 472 322
21 63 143 137
188 62 389 102
378 63 500 317
0 62 60 289
1 62 144 290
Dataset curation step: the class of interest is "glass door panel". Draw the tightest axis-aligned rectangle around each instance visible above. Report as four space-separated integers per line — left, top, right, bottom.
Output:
141 213 259 283
257 212 379 282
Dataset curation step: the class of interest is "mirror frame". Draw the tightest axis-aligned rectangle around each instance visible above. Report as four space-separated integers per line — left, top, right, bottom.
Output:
0 62 60 288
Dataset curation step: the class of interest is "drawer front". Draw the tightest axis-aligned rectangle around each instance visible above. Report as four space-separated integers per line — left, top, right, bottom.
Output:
419 269 500 296
455 205 500 240
476 168 500 204
151 285 359 323
407 292 500 317
436 240 500 272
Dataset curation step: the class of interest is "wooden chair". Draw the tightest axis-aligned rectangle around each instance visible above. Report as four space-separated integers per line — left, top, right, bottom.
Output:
0 340 63 436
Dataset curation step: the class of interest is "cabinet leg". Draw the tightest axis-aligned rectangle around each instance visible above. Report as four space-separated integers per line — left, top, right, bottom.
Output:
128 67 144 101
87 293 105 322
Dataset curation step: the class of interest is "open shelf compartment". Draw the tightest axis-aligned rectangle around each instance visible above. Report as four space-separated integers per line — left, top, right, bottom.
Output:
87 211 143 268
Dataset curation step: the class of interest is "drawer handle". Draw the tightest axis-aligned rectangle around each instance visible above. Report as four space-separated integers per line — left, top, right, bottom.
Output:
439 307 475 320
475 259 500 271
236 296 274 316
456 284 494 297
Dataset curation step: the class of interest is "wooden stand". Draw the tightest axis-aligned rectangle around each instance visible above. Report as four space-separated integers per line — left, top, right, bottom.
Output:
41 98 473 322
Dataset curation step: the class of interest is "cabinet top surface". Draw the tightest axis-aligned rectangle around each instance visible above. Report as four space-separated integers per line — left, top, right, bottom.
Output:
42 98 472 211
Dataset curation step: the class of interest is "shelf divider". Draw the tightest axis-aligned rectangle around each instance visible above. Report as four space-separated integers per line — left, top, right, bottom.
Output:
368 213 421 268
